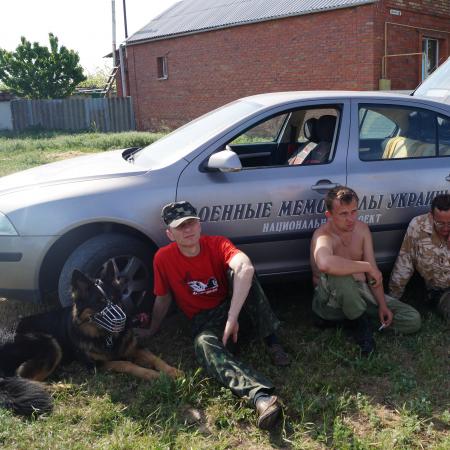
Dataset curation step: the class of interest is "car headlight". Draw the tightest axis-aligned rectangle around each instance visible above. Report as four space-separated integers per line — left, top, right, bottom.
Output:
0 212 18 236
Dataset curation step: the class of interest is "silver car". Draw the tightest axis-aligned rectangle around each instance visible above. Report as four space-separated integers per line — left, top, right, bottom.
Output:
1 89 449 308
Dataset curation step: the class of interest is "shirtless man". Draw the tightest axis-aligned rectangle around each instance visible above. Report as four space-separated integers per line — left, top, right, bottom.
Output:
310 186 421 355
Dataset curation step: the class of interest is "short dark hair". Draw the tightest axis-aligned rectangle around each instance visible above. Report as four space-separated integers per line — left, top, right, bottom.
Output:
325 186 359 212
431 194 450 213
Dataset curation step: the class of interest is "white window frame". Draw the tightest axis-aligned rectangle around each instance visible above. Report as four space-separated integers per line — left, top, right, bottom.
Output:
422 37 439 80
157 56 168 80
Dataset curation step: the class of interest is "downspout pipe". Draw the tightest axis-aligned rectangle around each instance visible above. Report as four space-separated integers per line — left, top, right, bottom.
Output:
119 44 127 97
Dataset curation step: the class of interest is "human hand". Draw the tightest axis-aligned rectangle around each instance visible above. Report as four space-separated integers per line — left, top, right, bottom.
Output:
378 305 393 328
133 327 153 339
367 266 383 288
222 316 239 346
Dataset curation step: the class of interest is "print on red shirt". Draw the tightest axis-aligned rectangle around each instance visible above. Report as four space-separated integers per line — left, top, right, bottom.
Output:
153 235 240 319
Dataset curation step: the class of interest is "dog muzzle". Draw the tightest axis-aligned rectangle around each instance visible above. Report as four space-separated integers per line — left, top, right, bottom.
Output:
92 302 127 333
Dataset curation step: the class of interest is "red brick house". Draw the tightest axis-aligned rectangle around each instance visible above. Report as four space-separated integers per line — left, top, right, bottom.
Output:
122 0 450 131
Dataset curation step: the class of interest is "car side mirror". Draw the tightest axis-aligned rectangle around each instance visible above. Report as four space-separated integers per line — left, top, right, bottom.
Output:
207 147 242 172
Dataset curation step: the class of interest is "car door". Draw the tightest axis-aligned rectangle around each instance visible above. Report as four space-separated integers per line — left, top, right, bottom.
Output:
176 100 350 277
347 98 450 268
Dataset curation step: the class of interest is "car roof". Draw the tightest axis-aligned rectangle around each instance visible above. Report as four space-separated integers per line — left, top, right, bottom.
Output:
239 90 449 109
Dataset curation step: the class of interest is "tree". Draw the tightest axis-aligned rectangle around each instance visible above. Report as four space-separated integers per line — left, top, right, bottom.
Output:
0 33 86 99
77 65 111 90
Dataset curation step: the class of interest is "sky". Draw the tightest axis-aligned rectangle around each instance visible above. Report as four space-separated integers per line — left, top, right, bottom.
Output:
0 0 179 74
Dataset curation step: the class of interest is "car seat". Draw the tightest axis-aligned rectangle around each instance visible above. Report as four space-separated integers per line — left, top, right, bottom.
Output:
287 117 319 165
382 112 436 159
305 115 336 164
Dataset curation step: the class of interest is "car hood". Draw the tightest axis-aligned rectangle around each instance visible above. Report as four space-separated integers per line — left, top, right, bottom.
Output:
0 149 146 196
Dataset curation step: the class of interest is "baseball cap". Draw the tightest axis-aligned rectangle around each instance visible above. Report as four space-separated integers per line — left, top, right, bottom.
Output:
162 201 200 228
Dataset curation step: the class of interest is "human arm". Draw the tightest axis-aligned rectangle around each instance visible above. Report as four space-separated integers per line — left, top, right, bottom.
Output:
135 293 172 338
362 228 393 327
222 251 255 346
388 227 415 299
313 233 382 283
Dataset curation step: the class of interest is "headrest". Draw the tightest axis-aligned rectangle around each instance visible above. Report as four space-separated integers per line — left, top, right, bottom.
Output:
316 115 337 142
438 117 450 140
407 111 435 142
303 118 318 142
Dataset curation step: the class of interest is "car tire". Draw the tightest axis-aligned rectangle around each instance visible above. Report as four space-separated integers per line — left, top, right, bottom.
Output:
58 233 153 311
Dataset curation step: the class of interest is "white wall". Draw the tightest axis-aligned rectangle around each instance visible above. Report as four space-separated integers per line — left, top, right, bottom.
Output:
0 102 12 130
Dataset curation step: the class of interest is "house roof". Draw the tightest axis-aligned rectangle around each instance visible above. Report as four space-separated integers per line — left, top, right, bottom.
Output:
127 0 378 45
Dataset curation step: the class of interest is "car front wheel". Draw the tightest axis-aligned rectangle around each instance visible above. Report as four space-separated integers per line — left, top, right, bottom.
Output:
58 233 153 312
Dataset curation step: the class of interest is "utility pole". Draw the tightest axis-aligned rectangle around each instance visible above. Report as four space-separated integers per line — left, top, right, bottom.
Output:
111 0 117 67
123 0 128 39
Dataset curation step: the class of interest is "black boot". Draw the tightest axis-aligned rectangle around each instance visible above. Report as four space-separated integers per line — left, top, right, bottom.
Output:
353 312 375 356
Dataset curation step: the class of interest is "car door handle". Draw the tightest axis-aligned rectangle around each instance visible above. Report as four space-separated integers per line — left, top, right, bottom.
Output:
311 182 339 191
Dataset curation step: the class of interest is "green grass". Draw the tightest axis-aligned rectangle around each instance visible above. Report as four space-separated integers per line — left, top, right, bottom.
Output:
0 132 449 449
1 281 448 449
0 130 165 177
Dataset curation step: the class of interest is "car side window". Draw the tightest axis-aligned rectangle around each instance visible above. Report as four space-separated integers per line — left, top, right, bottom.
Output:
359 108 396 139
229 114 288 144
228 106 340 169
438 116 450 156
358 104 448 161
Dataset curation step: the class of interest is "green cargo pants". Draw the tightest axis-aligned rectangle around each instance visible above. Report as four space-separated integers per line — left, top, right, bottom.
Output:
312 274 421 334
192 275 280 403
427 288 450 321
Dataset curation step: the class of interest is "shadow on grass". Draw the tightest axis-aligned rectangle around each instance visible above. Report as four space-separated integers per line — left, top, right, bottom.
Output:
1 275 449 448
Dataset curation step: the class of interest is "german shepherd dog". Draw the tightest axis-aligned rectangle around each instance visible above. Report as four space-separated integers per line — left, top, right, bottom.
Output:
0 261 182 416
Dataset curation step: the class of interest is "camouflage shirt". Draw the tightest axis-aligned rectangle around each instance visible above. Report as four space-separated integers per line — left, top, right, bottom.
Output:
389 213 450 299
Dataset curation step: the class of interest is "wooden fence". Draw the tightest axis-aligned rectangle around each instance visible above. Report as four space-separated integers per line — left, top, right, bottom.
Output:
10 97 135 132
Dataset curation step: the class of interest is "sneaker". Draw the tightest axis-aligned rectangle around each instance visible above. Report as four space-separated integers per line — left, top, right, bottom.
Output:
268 343 290 366
255 395 282 430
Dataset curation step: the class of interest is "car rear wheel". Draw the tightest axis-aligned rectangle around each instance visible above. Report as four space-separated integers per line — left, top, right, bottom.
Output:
58 233 153 311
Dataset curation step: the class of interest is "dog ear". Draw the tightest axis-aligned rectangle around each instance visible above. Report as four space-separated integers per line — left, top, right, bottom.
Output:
102 261 116 284
71 269 93 299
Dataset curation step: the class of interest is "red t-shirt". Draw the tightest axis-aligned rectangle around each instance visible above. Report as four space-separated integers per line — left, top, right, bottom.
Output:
153 235 241 319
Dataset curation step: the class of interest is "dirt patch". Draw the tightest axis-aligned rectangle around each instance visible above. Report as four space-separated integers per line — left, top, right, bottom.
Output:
356 376 393 405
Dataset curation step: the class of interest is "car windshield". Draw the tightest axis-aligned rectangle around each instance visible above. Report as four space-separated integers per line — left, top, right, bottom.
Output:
133 99 265 168
414 57 450 103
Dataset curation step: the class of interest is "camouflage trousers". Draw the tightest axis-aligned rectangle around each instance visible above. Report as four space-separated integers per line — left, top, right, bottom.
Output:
192 275 280 403
312 274 421 334
427 288 450 321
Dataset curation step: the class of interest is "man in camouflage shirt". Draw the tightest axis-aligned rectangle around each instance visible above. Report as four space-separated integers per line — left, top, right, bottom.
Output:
389 194 450 320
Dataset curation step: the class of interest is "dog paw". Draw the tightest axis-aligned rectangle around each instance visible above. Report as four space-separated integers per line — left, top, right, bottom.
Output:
167 367 184 379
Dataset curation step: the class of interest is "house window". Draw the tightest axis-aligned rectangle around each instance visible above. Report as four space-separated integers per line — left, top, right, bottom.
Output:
157 56 168 79
422 38 439 79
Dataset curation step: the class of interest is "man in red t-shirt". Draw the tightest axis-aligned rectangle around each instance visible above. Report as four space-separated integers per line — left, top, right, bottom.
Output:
141 201 289 430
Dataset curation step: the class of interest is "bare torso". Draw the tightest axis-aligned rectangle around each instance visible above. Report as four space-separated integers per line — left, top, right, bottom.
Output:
311 220 367 285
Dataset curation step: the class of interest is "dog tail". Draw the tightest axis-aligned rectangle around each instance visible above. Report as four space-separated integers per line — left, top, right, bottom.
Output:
0 376 53 416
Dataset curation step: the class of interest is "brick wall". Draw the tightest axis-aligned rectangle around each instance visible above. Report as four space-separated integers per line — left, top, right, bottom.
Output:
127 1 450 130
127 4 378 130
380 1 450 89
